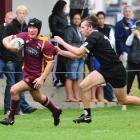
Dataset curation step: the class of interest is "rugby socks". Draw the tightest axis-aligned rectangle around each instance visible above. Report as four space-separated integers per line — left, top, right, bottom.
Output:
8 100 20 118
42 96 58 114
84 108 91 116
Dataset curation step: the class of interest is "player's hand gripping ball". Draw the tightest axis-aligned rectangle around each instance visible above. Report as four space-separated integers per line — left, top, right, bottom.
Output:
10 38 24 51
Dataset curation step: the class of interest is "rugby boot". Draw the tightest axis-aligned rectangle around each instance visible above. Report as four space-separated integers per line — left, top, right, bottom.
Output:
53 108 62 126
73 114 92 124
0 117 15 125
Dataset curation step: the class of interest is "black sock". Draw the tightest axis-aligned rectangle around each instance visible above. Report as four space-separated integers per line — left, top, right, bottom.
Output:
84 108 91 116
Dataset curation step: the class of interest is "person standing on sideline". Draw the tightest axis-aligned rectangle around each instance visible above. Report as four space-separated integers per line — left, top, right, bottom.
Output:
64 13 84 102
115 5 134 63
2 5 37 114
0 11 15 114
54 15 140 124
0 18 62 126
115 5 135 111
49 0 70 87
126 21 140 96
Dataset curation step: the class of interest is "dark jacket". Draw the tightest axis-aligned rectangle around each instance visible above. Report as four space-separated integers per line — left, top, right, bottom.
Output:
64 24 84 47
115 18 135 56
49 12 68 38
0 24 11 61
128 37 140 64
1 18 27 61
97 24 111 38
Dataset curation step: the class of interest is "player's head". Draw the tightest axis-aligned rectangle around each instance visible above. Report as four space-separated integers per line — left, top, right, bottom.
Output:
28 18 42 38
80 15 98 37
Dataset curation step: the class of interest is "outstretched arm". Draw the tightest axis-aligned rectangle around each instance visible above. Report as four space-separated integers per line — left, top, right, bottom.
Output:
54 36 86 56
56 46 84 58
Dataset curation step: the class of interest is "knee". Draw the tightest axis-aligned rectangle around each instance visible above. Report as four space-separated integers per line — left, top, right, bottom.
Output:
79 83 85 92
10 86 18 97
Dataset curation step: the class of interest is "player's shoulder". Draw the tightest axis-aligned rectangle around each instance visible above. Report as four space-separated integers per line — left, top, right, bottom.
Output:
37 35 48 41
90 31 102 39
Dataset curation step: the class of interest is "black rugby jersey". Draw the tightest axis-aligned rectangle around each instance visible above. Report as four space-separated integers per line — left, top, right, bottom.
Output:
84 31 121 69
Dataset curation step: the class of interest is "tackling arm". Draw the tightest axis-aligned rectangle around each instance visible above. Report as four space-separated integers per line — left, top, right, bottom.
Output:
54 36 86 56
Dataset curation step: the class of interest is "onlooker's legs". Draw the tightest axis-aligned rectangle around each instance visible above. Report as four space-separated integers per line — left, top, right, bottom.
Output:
127 63 135 94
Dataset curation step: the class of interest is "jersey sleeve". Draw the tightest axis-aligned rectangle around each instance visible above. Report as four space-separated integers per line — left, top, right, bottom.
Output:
16 32 30 42
42 41 57 63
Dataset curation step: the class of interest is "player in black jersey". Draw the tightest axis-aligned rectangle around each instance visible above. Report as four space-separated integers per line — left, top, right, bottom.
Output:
54 15 140 124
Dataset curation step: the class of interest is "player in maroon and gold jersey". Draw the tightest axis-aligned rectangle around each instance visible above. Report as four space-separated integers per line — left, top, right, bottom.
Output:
0 18 62 126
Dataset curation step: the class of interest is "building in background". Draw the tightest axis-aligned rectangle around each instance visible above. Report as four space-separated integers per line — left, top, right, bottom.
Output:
1 0 140 34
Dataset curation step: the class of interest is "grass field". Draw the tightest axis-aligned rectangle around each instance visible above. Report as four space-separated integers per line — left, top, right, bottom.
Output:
0 106 140 140
0 80 140 140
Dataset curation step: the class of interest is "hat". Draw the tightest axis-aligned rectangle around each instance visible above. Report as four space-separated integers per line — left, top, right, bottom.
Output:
135 20 140 29
28 18 42 34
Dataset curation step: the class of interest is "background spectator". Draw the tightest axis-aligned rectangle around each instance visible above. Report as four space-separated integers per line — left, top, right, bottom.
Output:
70 0 89 19
49 0 69 87
64 13 84 102
115 5 135 67
126 21 140 95
115 5 135 111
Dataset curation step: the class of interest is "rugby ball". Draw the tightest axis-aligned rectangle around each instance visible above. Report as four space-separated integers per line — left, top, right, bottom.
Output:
10 38 24 49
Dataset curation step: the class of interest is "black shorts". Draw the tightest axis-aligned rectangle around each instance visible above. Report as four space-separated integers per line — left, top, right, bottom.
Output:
98 64 126 88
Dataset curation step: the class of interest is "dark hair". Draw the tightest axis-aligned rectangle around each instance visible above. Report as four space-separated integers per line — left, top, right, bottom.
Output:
96 11 106 17
28 18 42 34
70 13 81 21
82 15 98 29
52 0 67 14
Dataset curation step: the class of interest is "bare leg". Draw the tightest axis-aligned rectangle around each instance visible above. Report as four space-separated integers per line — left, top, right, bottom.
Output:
0 81 31 125
91 86 98 103
97 87 108 103
80 71 105 108
65 79 75 101
114 86 140 105
73 71 105 124
30 89 62 126
73 80 80 101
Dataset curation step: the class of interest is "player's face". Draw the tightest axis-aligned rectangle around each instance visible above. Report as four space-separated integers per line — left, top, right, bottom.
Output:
28 26 38 38
80 21 92 37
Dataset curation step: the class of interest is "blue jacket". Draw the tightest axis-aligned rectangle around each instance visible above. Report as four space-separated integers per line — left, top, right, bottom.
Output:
115 17 135 56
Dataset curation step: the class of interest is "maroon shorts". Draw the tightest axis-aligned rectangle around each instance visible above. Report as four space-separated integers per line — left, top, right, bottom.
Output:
24 77 36 90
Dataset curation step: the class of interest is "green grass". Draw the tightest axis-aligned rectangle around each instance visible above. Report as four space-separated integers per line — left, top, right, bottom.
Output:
0 106 140 140
0 79 140 140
